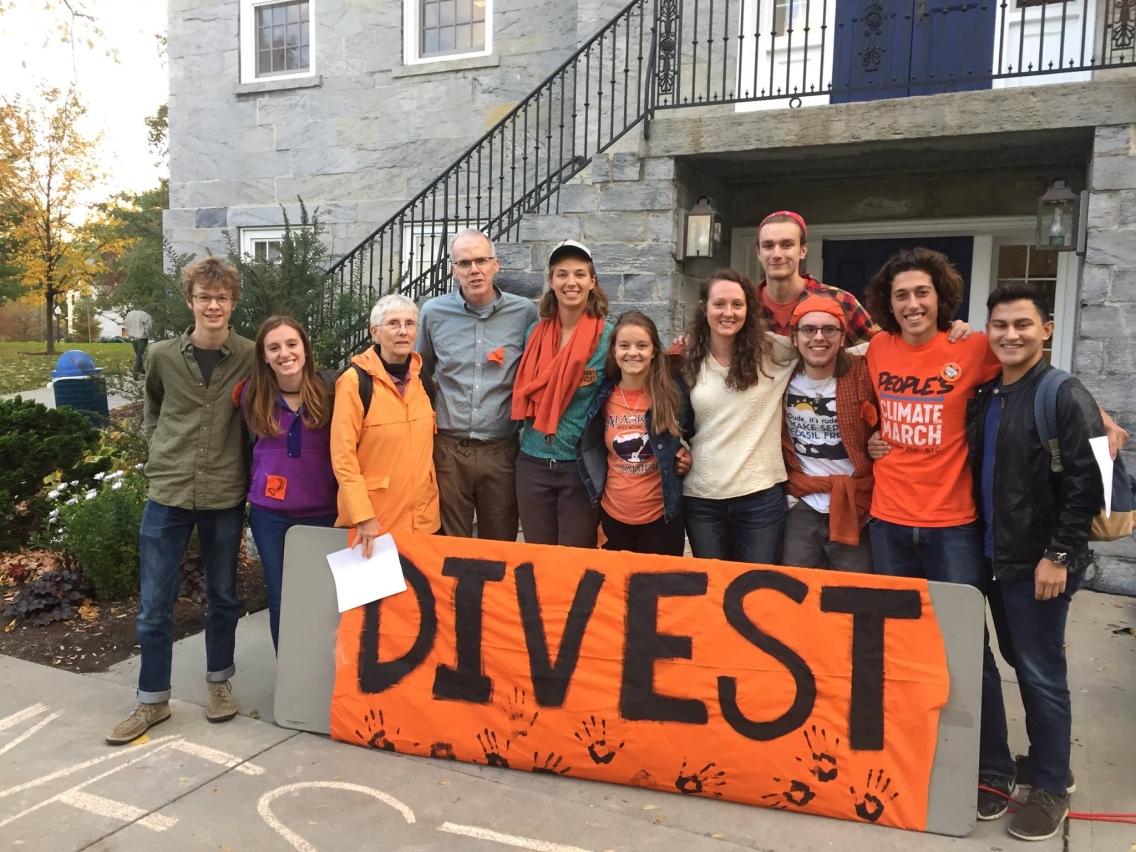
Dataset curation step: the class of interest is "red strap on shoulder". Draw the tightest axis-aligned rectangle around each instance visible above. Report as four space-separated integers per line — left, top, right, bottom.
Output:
232 377 249 408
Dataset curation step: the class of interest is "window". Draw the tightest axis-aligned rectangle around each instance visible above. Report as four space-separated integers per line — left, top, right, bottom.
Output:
404 0 493 65
240 0 317 83
241 227 288 263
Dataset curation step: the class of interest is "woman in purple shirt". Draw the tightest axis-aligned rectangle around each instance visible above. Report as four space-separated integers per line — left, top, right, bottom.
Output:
237 316 338 652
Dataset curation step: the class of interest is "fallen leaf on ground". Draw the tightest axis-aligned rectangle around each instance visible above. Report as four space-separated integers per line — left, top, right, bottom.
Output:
78 601 98 621
655 815 666 824
211 786 218 793
3 619 15 633
643 804 658 810
222 845 233 852
439 780 450 785
712 834 725 839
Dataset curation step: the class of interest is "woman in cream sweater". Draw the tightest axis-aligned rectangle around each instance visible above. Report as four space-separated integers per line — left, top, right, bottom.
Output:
680 269 797 563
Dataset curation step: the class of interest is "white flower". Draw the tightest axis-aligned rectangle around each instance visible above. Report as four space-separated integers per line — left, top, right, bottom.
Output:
48 489 62 500
93 471 106 481
134 463 143 471
107 470 125 480
84 489 97 500
48 509 59 521
111 481 122 491
69 480 78 486
65 497 78 506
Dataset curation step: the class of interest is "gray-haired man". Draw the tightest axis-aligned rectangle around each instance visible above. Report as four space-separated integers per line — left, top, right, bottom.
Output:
416 229 538 540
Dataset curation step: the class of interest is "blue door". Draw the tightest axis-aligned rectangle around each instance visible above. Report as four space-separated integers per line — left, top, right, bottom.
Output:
831 0 996 103
820 236 974 323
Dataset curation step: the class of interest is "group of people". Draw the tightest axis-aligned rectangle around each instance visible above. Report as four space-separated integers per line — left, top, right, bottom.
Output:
107 216 1128 844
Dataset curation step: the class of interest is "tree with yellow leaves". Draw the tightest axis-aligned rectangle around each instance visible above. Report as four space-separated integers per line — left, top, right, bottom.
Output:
0 86 106 354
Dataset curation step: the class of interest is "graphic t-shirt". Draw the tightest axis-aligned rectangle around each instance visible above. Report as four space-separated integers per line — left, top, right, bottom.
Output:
785 373 854 513
866 331 1001 527
600 388 664 526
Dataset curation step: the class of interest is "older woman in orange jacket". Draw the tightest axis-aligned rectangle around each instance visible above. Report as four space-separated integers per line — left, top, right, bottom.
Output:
331 294 440 555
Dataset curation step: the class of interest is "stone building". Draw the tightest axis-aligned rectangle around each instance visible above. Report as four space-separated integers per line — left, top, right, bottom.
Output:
166 0 1136 588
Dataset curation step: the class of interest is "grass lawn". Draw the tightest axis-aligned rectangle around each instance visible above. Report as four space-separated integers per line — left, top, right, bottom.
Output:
0 342 135 396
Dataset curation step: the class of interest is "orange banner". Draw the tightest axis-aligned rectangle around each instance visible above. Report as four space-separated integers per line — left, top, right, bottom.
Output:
330 534 950 831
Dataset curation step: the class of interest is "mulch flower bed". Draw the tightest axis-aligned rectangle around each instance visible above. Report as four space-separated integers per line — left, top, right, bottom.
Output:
0 550 268 674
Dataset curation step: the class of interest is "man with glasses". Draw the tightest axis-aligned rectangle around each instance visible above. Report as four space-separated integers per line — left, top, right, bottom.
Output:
107 257 255 745
415 228 538 540
780 294 876 572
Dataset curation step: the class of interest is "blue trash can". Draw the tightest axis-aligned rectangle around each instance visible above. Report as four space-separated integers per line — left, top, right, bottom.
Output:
52 350 109 425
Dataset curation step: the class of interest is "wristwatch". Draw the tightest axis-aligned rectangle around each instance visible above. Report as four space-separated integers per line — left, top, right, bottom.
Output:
1043 549 1071 568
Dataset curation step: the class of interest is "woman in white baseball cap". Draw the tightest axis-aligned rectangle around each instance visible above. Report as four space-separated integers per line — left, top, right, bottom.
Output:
511 240 613 547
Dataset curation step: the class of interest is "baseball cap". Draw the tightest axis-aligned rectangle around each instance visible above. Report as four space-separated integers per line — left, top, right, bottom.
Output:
548 239 593 266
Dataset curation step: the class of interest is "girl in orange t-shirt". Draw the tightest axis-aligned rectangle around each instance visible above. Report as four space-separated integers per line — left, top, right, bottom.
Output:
575 313 691 555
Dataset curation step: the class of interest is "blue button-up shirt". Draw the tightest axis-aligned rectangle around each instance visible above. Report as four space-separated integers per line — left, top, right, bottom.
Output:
416 286 539 441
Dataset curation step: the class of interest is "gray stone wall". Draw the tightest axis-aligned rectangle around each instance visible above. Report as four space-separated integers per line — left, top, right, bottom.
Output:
165 0 614 261
1076 124 1136 594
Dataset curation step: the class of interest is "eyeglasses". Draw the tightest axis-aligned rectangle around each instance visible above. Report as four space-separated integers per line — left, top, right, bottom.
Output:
192 294 232 306
452 256 496 271
797 324 842 339
381 319 418 332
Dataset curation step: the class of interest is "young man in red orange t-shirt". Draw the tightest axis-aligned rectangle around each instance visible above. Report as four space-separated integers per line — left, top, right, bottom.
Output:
864 248 1001 586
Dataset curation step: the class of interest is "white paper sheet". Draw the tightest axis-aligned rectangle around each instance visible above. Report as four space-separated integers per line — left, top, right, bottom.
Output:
325 533 407 613
1089 436 1114 518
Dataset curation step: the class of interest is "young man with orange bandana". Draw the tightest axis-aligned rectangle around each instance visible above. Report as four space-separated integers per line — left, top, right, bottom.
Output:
780 294 877 572
756 211 878 343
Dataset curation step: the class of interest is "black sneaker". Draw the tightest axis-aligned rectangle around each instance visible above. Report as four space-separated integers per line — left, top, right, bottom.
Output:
977 774 1016 820
1009 788 1069 841
1014 754 1076 794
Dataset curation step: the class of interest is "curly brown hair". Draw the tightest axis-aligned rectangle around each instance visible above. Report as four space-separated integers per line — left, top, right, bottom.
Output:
182 256 241 303
682 269 775 391
864 247 964 335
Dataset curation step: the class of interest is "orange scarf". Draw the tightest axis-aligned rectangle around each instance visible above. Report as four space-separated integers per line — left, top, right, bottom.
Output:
512 313 604 435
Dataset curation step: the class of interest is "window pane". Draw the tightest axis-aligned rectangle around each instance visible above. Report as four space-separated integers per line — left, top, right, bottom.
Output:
438 26 455 52
258 49 272 75
299 1 308 21
286 22 299 46
423 1 438 27
472 0 486 22
1027 246 1058 278
272 47 286 70
271 24 285 48
440 0 455 26
456 23 471 49
273 4 287 26
997 244 1028 279
258 26 271 51
423 28 439 54
472 21 484 47
287 2 299 23
298 45 310 68
457 0 472 21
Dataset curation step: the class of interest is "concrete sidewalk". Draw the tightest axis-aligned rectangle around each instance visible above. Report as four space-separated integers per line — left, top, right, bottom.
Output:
2 591 1133 851
1 382 133 411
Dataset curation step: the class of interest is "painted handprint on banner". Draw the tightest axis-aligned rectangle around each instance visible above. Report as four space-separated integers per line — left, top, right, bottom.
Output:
429 741 456 760
505 687 540 739
674 759 726 797
850 768 899 822
796 725 840 783
761 777 817 809
476 728 510 768
574 715 625 765
355 709 398 752
531 751 572 775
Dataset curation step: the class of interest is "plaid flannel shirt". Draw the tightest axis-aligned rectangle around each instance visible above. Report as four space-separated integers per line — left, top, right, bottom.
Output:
758 275 879 344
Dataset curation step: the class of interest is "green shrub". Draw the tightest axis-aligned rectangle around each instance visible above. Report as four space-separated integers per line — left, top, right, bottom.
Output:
53 470 146 600
0 397 107 551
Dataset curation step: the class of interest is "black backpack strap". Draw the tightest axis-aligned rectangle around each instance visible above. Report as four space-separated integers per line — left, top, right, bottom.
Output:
352 364 373 420
1033 368 1072 473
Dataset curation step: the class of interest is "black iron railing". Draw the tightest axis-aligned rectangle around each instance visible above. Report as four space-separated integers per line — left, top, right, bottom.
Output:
322 0 1135 359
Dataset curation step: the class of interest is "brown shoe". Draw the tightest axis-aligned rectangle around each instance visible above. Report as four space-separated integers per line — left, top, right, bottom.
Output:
1008 788 1069 841
206 679 237 723
106 702 170 745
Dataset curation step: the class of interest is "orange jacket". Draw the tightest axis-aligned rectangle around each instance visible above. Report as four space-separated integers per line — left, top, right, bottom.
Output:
330 347 440 534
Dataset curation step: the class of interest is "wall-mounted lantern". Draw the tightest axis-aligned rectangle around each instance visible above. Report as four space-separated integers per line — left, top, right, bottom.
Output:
683 196 723 258
1036 179 1079 252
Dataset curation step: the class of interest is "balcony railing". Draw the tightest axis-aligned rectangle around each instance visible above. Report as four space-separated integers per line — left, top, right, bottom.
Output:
320 0 1135 360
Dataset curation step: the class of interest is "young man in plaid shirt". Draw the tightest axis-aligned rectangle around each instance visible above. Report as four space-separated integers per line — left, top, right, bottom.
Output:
756 212 878 343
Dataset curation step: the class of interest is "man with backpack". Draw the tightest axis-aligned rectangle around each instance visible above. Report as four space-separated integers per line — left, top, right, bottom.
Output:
966 281 1116 840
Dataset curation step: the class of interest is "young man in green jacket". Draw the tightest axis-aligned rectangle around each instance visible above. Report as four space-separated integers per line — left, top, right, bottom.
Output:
107 257 255 745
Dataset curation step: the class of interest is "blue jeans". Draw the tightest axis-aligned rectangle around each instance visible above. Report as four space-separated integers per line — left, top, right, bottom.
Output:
136 500 245 703
684 483 785 564
869 519 985 588
979 568 1083 794
247 506 337 653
